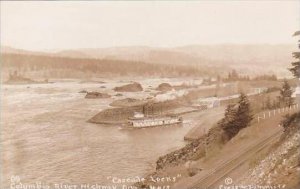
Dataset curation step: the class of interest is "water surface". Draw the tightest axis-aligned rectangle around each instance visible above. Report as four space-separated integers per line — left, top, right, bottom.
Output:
1 81 192 187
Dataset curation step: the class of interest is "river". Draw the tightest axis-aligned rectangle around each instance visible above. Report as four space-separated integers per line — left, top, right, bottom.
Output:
1 80 195 187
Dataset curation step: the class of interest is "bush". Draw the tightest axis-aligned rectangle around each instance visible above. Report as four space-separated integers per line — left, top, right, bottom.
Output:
281 112 300 132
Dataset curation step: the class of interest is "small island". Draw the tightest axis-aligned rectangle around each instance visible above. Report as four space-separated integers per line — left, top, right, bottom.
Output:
5 71 49 84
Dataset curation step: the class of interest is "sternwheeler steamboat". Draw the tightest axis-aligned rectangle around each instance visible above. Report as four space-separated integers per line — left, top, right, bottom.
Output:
127 112 183 128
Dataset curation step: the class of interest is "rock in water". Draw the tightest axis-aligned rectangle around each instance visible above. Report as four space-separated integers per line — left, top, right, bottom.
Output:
114 82 143 92
85 92 111 99
79 90 88 93
156 83 173 91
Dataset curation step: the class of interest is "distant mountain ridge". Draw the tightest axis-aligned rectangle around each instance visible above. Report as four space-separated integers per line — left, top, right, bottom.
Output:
1 44 296 76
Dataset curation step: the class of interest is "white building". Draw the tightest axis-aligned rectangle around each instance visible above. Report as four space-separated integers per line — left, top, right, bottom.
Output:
197 97 221 108
253 87 268 94
292 86 300 103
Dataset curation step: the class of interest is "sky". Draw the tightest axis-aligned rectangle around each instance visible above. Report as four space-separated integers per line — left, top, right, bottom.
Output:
1 1 299 51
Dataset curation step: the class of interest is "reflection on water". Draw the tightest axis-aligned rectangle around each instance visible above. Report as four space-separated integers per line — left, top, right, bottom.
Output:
1 81 191 187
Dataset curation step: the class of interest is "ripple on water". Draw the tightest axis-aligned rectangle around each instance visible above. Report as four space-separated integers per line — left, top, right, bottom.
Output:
1 82 190 187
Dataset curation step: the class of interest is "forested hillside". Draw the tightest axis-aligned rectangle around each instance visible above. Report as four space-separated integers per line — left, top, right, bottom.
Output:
1 53 220 79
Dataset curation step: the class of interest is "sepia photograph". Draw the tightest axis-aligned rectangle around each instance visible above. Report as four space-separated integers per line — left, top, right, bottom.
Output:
0 1 300 189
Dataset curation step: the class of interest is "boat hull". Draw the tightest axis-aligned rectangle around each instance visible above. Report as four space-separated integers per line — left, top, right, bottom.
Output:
127 117 183 128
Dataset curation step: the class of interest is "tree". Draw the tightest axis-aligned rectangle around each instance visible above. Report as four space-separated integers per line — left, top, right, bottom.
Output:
281 112 300 132
272 99 280 109
228 72 232 81
220 104 238 139
227 69 239 81
290 60 300 78
231 69 239 79
214 75 221 97
219 93 253 139
279 79 294 107
289 31 300 78
235 93 253 129
264 96 272 110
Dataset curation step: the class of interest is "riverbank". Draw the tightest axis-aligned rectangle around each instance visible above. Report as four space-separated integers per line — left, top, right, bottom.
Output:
136 105 299 189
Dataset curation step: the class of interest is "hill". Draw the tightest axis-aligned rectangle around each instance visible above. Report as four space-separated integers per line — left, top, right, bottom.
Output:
0 53 217 79
1 44 296 78
56 44 296 76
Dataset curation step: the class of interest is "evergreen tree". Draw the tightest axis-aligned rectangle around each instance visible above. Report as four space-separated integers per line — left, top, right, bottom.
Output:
228 72 232 81
214 75 221 97
272 99 279 109
235 93 253 129
279 79 294 107
265 96 272 110
220 104 238 139
289 31 300 78
289 60 299 78
231 69 239 79
219 93 253 140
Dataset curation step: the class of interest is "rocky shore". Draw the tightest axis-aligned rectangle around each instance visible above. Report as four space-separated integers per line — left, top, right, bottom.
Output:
136 124 228 188
156 125 226 170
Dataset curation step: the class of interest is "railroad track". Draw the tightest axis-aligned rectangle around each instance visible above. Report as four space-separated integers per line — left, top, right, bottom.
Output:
186 129 283 189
